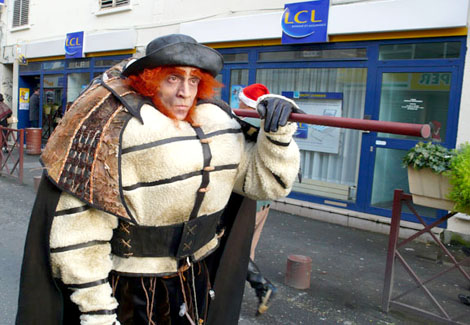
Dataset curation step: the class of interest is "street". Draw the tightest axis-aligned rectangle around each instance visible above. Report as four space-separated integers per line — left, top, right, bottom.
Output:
0 154 469 324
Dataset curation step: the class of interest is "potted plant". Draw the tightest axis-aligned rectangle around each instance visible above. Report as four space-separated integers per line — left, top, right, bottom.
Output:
402 142 455 210
447 143 470 214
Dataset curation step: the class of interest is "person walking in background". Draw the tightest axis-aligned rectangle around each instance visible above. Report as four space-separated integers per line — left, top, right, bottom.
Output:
29 87 40 127
0 93 12 153
238 83 278 315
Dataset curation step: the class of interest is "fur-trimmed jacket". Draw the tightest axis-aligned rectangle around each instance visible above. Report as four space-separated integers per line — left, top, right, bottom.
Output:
17 62 300 325
48 101 299 324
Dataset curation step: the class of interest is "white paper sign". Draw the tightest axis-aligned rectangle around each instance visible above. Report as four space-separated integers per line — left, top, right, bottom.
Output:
294 98 342 154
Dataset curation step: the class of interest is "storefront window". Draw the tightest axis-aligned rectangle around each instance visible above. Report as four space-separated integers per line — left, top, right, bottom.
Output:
222 53 249 63
214 74 223 100
67 59 90 69
258 48 367 62
379 42 460 60
229 69 249 107
257 68 367 201
378 72 451 142
19 62 41 72
42 61 65 70
371 147 437 217
67 73 90 103
95 57 126 67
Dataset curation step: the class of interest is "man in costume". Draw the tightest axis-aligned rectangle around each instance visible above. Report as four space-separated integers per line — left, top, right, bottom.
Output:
16 34 301 325
238 83 278 315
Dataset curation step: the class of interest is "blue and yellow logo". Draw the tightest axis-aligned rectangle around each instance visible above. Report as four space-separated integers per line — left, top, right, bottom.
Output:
281 0 330 44
65 31 84 59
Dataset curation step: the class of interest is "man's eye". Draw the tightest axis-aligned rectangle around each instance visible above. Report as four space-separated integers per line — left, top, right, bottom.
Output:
190 78 200 85
168 76 178 82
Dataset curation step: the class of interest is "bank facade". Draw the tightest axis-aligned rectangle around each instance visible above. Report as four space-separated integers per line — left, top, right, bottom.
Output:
2 0 470 236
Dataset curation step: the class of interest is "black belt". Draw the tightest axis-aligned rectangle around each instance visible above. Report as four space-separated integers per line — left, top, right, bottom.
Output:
111 210 223 259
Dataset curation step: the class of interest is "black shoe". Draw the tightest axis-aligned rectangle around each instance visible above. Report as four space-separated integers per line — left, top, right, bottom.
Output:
458 294 470 306
256 282 277 316
246 259 277 316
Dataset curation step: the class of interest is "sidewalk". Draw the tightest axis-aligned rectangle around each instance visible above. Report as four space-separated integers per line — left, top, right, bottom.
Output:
1 154 469 325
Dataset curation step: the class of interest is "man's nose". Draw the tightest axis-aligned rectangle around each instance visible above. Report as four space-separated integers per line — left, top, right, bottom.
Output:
177 80 191 98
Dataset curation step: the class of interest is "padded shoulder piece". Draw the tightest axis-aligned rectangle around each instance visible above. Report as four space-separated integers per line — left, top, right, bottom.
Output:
40 59 146 222
197 98 233 118
197 98 259 142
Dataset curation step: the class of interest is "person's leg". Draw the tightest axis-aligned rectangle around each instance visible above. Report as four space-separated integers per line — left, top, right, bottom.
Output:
0 120 7 151
246 259 277 315
458 294 470 306
247 204 277 315
1 129 6 152
250 206 270 260
457 246 470 306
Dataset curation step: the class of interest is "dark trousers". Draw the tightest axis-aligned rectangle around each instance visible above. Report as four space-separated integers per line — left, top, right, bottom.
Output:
115 261 210 325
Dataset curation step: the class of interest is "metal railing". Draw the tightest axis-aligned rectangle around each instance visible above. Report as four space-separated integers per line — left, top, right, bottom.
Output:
0 126 24 184
382 189 470 324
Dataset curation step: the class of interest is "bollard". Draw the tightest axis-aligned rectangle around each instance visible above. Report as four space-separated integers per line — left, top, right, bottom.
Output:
26 128 42 155
285 254 312 289
33 175 41 192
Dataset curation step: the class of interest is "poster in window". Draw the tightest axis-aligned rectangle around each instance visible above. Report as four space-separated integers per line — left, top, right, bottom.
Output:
230 85 245 108
282 91 342 154
19 88 30 110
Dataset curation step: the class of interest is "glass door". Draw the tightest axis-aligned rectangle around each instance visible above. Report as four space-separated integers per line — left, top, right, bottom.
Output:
366 67 459 221
42 74 65 140
67 72 90 103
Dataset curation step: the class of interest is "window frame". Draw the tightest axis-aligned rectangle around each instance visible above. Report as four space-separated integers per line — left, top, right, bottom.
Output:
216 36 466 223
99 0 130 10
12 0 29 28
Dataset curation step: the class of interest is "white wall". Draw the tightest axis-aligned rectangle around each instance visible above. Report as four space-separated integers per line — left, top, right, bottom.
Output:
3 0 470 143
3 0 470 234
5 0 469 58
5 0 289 53
181 0 469 43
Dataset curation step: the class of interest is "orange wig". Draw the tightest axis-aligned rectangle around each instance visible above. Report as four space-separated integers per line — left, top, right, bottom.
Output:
127 66 222 123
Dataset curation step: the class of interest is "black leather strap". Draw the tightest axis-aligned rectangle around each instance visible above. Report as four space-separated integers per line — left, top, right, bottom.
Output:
54 205 90 216
67 278 108 289
266 135 290 147
82 309 118 315
111 210 223 259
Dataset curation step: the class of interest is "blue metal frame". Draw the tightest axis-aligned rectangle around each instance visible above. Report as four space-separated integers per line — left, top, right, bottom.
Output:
363 65 461 225
18 54 131 129
218 36 467 223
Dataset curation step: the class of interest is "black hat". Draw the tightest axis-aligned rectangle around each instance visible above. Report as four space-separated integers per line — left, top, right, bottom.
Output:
122 34 223 77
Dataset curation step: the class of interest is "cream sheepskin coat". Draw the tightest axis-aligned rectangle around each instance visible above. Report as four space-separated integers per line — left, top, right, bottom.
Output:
49 101 300 325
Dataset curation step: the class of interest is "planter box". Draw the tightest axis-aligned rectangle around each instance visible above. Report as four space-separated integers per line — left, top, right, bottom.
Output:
407 167 454 211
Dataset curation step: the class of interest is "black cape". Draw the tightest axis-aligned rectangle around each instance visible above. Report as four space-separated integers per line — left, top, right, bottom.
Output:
16 175 255 324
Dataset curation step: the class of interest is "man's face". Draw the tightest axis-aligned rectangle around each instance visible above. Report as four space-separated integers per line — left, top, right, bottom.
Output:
239 101 253 110
156 67 200 121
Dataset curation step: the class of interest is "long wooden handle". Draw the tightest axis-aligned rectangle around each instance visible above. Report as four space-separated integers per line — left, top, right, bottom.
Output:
232 109 431 139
